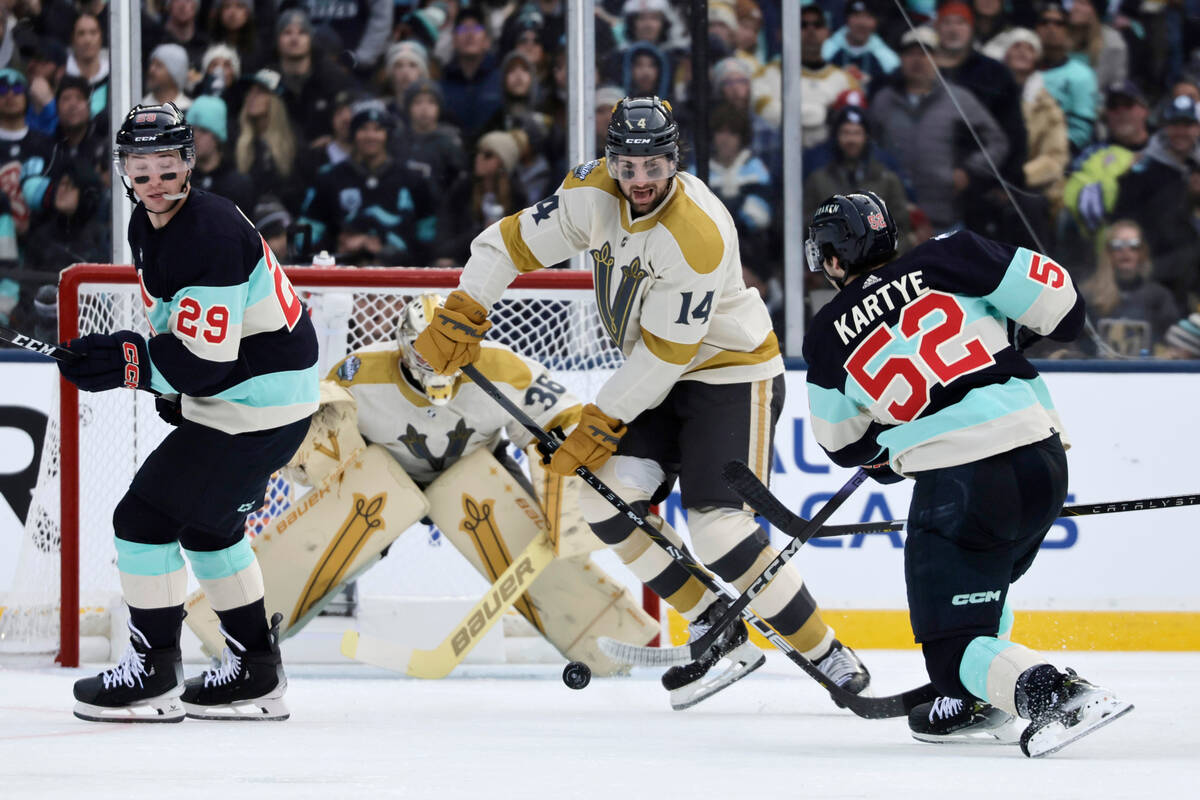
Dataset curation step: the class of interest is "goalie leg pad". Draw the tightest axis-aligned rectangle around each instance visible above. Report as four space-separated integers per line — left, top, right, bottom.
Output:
426 449 658 675
186 444 430 656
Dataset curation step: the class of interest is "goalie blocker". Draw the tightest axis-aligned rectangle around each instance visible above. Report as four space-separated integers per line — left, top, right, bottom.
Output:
186 388 657 675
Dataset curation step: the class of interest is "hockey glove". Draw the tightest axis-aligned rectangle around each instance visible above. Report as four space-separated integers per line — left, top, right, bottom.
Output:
863 457 905 485
58 331 152 393
548 404 625 476
155 395 184 426
413 290 493 375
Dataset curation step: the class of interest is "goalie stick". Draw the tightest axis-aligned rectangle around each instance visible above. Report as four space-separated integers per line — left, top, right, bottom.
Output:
810 491 1200 539
463 364 932 718
341 526 558 678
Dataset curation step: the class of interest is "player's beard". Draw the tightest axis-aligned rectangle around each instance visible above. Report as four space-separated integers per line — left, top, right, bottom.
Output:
623 179 669 217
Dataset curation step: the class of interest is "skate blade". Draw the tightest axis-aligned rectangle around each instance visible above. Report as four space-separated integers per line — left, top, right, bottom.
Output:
183 688 290 721
669 652 766 711
74 693 185 723
912 717 1024 746
1023 699 1134 758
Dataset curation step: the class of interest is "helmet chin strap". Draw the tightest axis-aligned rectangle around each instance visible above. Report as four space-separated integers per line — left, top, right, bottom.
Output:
147 170 192 214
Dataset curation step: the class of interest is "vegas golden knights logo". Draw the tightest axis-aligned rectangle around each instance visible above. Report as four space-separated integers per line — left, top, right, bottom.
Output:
292 492 386 626
459 493 544 633
399 419 475 472
590 241 648 345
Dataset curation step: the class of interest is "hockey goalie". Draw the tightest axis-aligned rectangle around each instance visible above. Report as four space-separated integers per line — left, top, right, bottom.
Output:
185 294 659 675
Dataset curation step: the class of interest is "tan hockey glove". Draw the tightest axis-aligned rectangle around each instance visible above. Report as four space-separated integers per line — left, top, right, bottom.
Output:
413 290 493 375
548 404 625 476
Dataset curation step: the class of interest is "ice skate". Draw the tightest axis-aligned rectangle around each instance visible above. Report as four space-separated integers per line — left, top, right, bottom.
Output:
182 613 289 721
661 604 765 710
73 621 184 723
1018 666 1133 758
813 639 872 702
909 696 1022 744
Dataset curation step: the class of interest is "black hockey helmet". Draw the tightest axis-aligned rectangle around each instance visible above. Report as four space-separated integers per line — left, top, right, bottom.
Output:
806 192 898 276
605 96 679 159
114 102 195 162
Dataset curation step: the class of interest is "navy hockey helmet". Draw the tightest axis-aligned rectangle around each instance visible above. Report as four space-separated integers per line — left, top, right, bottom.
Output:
805 192 898 276
606 96 679 159
115 102 195 162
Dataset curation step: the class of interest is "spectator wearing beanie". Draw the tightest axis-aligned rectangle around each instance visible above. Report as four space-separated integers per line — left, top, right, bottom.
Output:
298 100 440 264
188 94 255 212
49 75 109 180
804 104 911 254
439 6 504 145
383 41 430 122
712 55 780 180
435 129 527 267
822 1 899 91
395 78 466 193
143 43 193 110
271 8 355 146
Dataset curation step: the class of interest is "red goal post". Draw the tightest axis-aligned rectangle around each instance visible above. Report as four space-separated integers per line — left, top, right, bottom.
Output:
25 263 660 666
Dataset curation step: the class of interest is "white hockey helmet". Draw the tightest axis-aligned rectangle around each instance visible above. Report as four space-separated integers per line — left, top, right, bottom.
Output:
396 293 458 405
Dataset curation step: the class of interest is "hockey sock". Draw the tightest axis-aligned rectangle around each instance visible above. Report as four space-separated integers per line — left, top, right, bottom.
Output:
114 538 189 648
184 537 270 650
127 604 185 650
214 597 271 652
997 599 1014 640
959 636 1050 716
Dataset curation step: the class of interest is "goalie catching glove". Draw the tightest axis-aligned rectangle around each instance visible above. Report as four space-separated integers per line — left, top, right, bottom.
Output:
58 331 152 393
413 290 493 375
548 403 625 476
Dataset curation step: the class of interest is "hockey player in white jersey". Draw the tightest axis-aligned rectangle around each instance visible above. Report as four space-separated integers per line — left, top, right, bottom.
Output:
191 294 659 672
414 96 872 709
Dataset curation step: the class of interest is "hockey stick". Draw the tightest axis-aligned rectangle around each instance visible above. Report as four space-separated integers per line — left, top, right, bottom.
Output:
341 527 558 678
463 365 930 718
809 492 1200 539
0 324 79 361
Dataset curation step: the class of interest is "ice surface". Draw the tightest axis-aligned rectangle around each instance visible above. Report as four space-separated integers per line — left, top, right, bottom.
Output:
1 651 1195 799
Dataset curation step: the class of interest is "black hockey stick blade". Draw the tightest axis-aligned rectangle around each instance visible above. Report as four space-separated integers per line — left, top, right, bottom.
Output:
0 325 78 362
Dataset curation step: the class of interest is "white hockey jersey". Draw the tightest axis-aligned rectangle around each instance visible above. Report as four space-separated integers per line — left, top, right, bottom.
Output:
327 342 581 484
457 160 784 422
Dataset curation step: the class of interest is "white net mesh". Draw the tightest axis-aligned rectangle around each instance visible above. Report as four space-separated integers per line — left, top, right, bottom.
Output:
0 267 622 660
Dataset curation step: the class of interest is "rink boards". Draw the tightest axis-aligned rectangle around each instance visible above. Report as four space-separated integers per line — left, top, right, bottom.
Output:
1 356 1197 650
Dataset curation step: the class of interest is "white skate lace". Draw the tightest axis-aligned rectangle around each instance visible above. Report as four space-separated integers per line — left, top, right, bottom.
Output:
929 696 965 722
816 645 861 687
101 645 149 690
202 648 243 688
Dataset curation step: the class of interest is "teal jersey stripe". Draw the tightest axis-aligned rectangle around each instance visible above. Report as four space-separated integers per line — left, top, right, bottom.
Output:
174 282 249 325
246 255 276 308
998 600 1015 639
184 537 256 580
808 381 865 424
1028 374 1057 411
116 539 185 577
960 636 1016 702
982 248 1040 321
879 377 1045 455
212 363 320 408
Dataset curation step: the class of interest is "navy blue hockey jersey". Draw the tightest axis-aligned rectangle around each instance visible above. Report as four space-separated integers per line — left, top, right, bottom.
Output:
129 189 320 434
803 231 1085 475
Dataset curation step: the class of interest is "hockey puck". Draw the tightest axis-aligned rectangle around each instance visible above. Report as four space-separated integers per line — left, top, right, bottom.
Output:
562 661 591 690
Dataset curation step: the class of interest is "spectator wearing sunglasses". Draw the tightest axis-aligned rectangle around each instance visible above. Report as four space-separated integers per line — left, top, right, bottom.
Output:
1035 1 1097 154
1081 219 1180 357
439 6 503 145
0 68 53 240
800 4 859 148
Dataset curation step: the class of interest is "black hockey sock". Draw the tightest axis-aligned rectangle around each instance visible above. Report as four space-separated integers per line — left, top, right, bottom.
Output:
127 604 184 649
215 598 272 652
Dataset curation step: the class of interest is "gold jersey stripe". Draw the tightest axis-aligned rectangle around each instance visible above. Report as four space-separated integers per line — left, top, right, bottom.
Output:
499 211 546 274
657 181 723 275
688 330 782 373
642 329 702 365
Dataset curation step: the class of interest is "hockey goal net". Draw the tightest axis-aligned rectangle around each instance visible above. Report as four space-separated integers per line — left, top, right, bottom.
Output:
2 264 654 666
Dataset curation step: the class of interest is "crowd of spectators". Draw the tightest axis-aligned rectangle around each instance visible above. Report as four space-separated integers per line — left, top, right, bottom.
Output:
0 0 1199 360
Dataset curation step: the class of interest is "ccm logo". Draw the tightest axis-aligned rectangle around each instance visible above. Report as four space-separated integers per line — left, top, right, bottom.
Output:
952 591 1001 605
626 138 651 144
122 342 141 389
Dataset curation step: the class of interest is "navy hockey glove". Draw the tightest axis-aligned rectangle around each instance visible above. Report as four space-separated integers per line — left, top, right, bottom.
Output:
863 458 905 485
155 395 184 426
58 331 152 393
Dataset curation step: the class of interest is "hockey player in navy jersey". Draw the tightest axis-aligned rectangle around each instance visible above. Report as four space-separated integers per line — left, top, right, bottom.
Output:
803 192 1132 757
60 103 319 722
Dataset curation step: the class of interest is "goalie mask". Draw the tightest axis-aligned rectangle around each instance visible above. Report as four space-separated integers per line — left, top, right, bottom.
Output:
397 293 458 405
